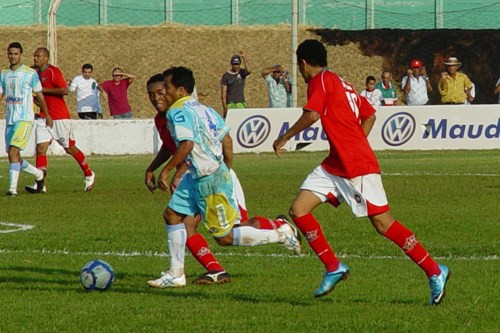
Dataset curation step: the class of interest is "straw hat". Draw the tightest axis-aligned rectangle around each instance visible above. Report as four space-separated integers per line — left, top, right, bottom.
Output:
444 57 462 67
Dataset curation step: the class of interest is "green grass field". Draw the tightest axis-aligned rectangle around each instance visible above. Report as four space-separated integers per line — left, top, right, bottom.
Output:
1 150 499 333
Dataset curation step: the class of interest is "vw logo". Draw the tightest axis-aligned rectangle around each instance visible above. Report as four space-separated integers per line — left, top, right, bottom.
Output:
381 112 416 146
237 115 271 148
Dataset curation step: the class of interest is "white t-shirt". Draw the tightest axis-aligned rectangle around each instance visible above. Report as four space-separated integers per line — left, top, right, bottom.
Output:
359 88 383 107
69 75 101 113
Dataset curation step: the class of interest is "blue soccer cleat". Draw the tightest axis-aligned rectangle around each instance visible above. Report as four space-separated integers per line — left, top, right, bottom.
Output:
429 264 450 305
314 262 350 298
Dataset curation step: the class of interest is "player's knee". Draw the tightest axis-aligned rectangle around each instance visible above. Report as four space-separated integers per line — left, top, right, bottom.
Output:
215 235 232 246
163 208 182 226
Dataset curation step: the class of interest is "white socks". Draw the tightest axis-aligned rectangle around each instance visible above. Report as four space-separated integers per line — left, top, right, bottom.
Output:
166 224 186 277
232 226 280 246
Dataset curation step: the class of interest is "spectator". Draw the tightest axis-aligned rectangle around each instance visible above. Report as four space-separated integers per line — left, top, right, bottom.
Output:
68 63 103 119
100 67 135 119
220 51 251 118
496 77 500 104
401 59 433 105
464 82 476 105
261 64 291 108
359 76 383 107
438 57 473 105
375 71 398 106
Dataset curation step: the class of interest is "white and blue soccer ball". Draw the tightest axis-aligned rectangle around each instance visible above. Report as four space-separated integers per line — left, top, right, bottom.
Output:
80 259 115 291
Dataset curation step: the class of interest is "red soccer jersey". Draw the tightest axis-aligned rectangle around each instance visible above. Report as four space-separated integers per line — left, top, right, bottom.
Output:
154 113 177 154
304 70 380 178
38 65 70 120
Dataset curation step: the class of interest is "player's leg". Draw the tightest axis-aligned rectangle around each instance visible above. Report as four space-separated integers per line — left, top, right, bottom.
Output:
290 166 350 297
370 211 449 305
184 214 231 285
26 119 50 193
56 120 94 191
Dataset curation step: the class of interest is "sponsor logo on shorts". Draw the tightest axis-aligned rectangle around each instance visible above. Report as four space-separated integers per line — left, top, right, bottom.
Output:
237 115 271 148
381 112 416 146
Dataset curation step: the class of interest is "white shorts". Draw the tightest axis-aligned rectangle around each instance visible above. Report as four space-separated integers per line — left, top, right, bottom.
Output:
230 168 247 223
300 165 389 217
35 118 75 148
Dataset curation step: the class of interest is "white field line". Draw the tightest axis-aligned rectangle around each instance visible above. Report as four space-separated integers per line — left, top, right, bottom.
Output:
0 248 497 261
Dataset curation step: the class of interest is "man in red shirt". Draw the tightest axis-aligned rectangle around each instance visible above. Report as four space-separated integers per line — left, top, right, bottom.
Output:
26 47 95 193
273 40 449 305
100 67 135 119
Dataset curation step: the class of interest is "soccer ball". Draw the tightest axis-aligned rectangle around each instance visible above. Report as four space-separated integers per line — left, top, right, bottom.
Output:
80 259 115 291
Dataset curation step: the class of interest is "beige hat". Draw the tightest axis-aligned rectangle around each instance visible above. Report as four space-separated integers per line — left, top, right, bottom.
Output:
444 57 462 66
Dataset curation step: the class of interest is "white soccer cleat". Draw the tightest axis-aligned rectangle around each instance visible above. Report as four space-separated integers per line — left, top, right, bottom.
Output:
147 271 186 288
277 220 302 256
84 171 95 192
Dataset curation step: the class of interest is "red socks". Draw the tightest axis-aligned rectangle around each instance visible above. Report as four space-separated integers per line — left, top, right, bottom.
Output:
253 216 286 230
293 213 340 272
36 155 47 172
72 149 92 177
384 220 440 277
186 233 224 272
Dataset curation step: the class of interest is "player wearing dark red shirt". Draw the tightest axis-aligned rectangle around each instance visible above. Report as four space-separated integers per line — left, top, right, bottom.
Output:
273 40 449 305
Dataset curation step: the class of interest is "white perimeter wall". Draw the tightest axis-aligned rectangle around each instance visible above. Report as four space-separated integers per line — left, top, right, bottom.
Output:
0 105 499 157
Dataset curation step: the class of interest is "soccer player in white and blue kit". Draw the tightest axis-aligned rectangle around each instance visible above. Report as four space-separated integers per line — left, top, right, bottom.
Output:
146 67 301 288
0 42 48 196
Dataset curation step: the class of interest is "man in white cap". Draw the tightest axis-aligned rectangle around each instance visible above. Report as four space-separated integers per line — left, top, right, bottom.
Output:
438 56 473 104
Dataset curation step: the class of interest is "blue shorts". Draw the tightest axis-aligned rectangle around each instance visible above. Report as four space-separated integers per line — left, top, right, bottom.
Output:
5 121 33 152
168 165 239 238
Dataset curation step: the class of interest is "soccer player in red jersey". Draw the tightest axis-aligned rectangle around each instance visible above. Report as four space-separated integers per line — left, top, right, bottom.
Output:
273 40 449 305
26 47 95 193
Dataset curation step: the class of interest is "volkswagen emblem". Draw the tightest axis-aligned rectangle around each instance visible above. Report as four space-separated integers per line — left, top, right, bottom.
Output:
237 115 271 148
381 112 416 146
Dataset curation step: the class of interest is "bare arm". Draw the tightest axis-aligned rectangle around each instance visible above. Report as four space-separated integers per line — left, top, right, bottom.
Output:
43 86 68 96
158 140 194 192
34 91 52 127
261 66 275 78
144 144 172 193
221 133 233 169
273 110 320 157
240 51 251 74
403 72 412 94
361 114 376 137
221 85 228 118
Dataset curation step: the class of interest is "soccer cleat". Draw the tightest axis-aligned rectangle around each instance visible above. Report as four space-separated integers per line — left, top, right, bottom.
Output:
25 183 47 194
192 270 231 285
314 262 350 298
84 171 95 192
147 271 186 288
429 264 450 305
25 170 46 194
6 191 17 197
276 215 302 255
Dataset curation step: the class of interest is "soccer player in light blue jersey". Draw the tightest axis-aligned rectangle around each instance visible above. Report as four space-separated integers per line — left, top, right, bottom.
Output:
0 42 49 196
146 67 301 289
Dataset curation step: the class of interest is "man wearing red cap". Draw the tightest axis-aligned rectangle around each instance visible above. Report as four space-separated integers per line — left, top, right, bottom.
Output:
402 59 433 105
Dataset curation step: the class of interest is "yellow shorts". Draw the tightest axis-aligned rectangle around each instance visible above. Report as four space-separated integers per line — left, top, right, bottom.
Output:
5 121 33 151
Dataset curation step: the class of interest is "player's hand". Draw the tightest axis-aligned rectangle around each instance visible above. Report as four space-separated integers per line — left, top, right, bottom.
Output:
170 172 182 194
145 171 157 193
45 115 54 128
273 136 288 158
157 167 170 193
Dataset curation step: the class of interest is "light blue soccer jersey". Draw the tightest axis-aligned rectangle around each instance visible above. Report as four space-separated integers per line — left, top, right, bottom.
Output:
0 64 42 125
167 96 230 179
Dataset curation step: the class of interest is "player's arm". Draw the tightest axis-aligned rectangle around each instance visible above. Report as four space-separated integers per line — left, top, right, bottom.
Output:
221 133 233 169
145 144 172 193
43 86 68 96
34 91 52 127
220 85 228 118
158 140 193 192
273 110 320 157
361 114 376 136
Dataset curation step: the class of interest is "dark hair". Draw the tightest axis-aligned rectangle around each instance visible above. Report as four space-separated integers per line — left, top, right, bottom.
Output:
366 75 376 83
35 47 50 57
8 42 23 53
82 63 93 71
162 66 195 94
296 39 327 67
112 67 122 73
146 73 165 87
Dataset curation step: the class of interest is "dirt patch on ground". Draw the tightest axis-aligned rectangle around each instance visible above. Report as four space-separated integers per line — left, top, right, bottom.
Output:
1 25 496 119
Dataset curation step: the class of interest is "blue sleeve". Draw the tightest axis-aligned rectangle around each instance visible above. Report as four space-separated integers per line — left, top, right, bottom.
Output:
168 107 195 142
